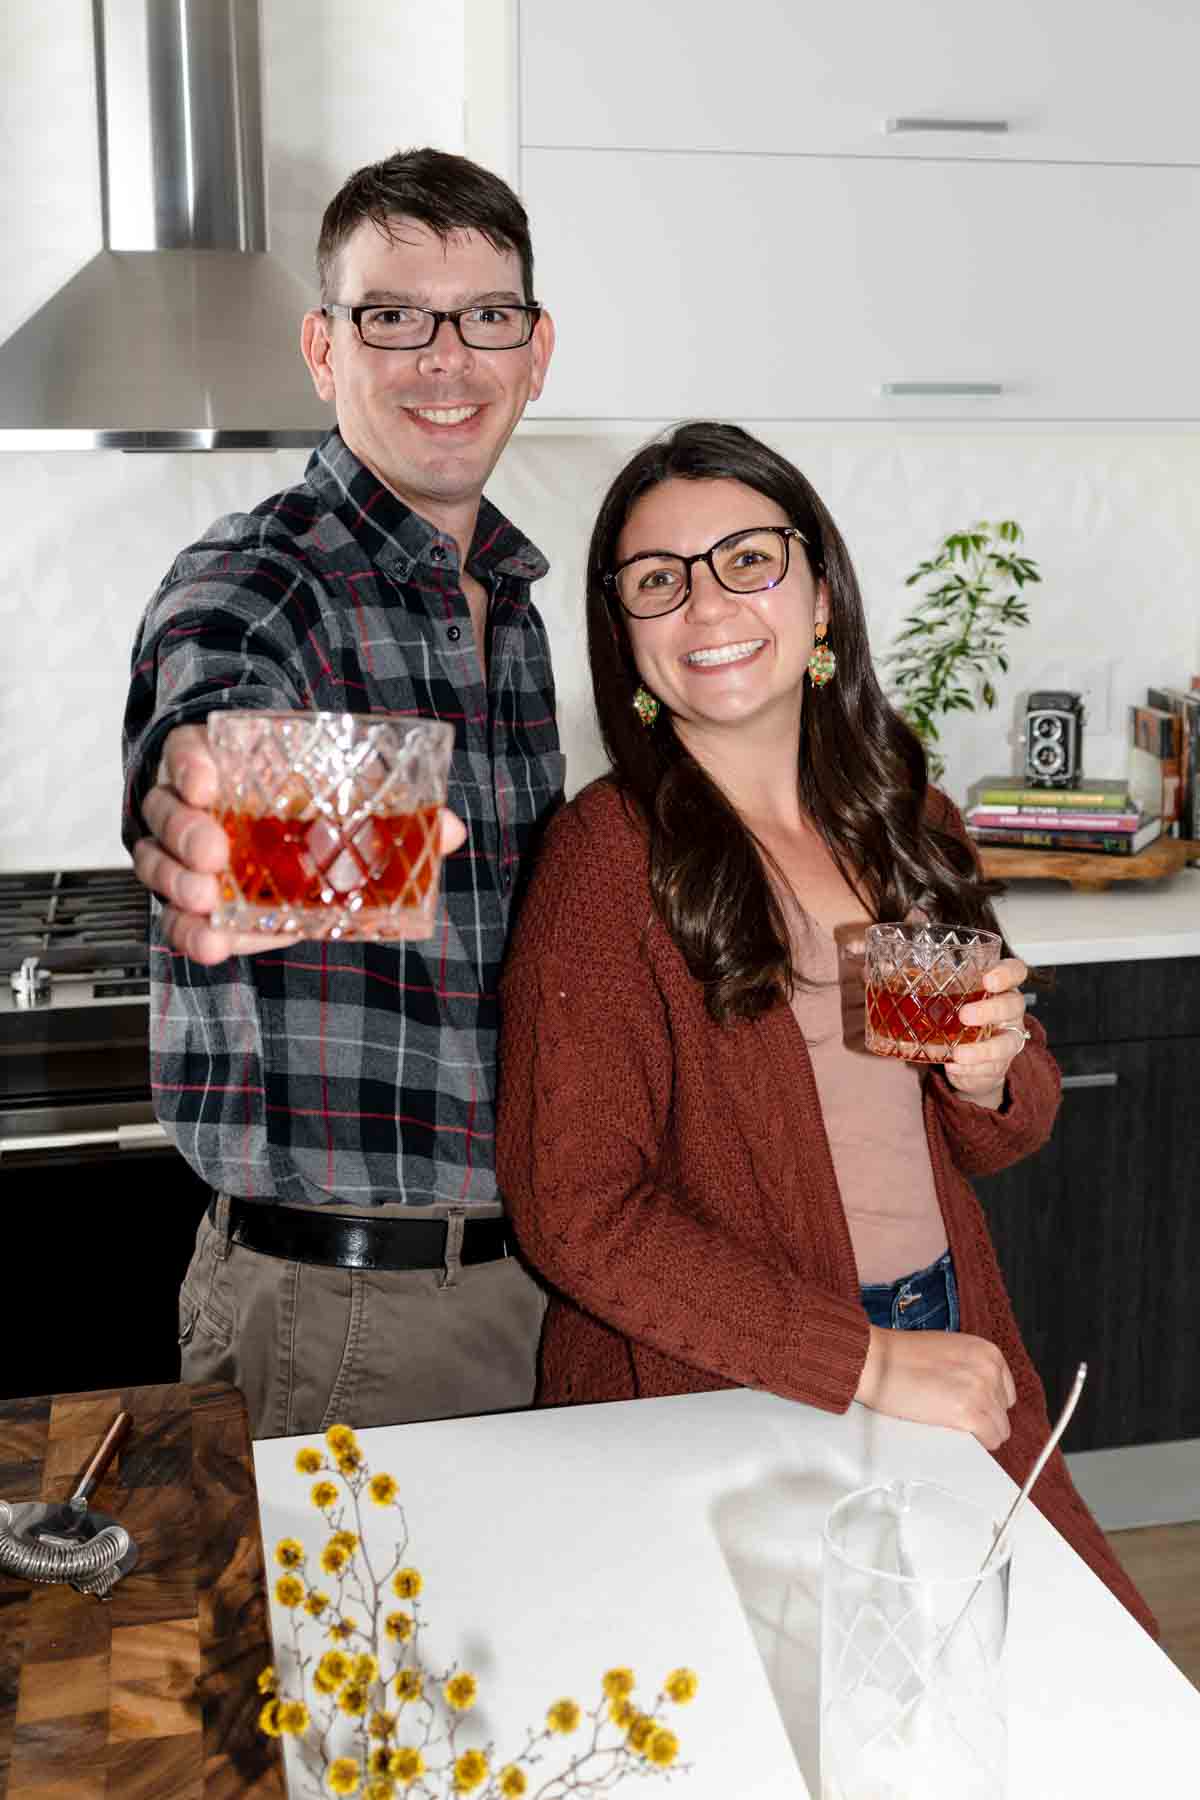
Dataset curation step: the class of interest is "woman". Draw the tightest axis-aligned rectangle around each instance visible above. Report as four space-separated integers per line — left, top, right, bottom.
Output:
497 422 1152 1631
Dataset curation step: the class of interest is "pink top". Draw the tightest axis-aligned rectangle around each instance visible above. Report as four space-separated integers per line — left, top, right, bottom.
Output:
787 908 948 1286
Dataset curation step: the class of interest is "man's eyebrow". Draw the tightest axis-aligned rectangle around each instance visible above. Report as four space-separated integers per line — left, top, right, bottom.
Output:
355 289 526 306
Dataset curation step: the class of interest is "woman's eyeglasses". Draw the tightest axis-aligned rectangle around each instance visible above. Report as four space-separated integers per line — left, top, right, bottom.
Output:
606 526 808 619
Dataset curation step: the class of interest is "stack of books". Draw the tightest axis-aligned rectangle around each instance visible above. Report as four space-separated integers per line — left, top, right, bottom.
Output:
1130 682 1200 841
965 776 1162 857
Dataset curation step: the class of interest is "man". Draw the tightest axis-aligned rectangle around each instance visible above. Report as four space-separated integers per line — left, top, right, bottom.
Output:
122 148 560 1439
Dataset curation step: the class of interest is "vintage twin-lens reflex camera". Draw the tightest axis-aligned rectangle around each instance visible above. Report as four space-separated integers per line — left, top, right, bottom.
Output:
1023 690 1085 787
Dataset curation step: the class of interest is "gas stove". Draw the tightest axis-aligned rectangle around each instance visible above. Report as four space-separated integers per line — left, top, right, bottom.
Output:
0 867 157 1156
0 867 150 1015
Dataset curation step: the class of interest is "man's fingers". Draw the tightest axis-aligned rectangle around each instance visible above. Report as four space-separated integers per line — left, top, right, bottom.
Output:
159 904 298 964
160 722 219 807
440 807 467 856
132 835 221 913
141 786 230 876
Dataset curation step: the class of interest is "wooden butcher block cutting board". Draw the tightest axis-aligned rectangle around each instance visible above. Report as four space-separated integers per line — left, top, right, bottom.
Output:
0 1382 284 1799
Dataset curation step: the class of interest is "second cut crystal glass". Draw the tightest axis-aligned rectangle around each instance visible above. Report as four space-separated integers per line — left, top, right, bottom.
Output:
863 923 1002 1064
822 1480 1010 1800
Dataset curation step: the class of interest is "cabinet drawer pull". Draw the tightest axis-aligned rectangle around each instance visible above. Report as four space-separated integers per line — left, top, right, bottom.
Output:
1060 1072 1119 1090
885 117 1010 136
881 382 1005 398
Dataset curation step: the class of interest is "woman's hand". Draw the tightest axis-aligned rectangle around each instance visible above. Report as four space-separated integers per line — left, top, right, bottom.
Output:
943 955 1030 1109
855 1325 1017 1450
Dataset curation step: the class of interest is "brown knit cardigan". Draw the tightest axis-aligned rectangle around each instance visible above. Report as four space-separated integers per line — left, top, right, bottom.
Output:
497 777 1155 1635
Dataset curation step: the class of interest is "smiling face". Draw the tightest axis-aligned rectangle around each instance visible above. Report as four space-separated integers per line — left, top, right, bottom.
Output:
301 216 554 531
616 477 829 754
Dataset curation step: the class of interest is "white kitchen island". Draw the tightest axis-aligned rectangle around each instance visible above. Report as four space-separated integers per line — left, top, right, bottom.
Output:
254 1388 1199 1798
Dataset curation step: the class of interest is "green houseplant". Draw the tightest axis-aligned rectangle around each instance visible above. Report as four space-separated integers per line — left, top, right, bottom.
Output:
885 521 1040 783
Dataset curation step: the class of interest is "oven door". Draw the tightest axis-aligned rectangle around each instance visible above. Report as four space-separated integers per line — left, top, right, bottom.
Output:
0 1101 213 1402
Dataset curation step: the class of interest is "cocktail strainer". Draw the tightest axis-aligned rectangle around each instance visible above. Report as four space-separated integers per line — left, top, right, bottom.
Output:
0 1410 138 1598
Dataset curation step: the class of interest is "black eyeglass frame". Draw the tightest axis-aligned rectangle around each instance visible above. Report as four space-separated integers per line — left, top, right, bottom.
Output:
321 301 543 350
605 525 810 619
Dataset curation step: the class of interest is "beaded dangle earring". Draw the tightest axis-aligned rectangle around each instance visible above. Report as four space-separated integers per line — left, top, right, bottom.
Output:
632 685 660 727
807 622 836 688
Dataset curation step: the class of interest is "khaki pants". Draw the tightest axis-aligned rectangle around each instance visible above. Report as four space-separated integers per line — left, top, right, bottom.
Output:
178 1196 548 1441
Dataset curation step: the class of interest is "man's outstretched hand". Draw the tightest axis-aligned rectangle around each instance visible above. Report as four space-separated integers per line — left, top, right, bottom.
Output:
133 723 466 965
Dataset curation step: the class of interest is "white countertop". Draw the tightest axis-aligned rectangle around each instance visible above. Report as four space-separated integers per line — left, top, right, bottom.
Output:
992 866 1200 966
255 1390 1199 1799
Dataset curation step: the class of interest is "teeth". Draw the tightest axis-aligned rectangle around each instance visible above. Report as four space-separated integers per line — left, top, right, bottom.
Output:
684 639 766 667
412 405 479 425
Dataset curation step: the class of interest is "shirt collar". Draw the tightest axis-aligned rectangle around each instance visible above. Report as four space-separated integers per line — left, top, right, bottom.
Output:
305 429 549 587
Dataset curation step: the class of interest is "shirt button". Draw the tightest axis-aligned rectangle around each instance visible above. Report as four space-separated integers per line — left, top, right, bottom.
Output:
447 624 462 642
501 867 512 891
430 544 447 562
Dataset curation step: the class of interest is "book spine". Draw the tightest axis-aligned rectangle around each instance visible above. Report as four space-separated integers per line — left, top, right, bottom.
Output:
969 827 1143 855
967 809 1142 830
1146 690 1200 838
972 789 1130 809
1132 706 1179 759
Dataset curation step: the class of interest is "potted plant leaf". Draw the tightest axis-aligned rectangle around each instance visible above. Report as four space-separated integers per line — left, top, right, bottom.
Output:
885 520 1040 783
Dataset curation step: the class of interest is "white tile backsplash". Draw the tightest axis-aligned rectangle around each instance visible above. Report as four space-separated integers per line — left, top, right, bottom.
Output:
2 428 1199 871
2 5 1198 870
484 426 1200 823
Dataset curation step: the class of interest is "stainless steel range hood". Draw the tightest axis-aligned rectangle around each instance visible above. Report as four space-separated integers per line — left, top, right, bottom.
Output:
0 0 331 451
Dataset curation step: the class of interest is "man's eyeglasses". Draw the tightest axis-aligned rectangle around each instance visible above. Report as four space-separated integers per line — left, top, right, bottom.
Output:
322 302 542 351
606 526 809 619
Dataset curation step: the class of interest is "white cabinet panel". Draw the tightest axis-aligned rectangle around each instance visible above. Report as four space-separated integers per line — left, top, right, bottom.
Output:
520 0 1200 165
524 149 1200 421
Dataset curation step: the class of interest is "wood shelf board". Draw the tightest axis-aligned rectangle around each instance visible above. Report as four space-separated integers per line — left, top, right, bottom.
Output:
980 838 1200 891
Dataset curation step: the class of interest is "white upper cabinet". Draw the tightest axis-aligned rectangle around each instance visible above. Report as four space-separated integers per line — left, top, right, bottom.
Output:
524 149 1200 421
521 0 1200 165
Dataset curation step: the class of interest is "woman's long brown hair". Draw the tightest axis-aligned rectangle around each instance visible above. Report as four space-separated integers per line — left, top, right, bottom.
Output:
585 421 1006 1023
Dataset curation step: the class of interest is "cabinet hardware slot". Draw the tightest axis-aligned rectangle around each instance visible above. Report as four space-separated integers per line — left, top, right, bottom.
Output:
885 117 1010 135
881 382 1005 397
1060 1072 1119 1090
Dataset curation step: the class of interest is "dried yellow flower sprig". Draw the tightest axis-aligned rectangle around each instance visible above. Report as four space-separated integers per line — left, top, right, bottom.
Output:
259 1424 699 1797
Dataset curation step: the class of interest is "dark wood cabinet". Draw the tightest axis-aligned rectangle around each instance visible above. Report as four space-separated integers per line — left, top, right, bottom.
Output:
976 955 1200 1451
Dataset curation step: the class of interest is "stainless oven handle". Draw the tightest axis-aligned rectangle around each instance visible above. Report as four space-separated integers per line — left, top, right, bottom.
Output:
0 1121 170 1156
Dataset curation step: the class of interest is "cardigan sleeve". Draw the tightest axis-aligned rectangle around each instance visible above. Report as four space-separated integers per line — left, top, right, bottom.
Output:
921 784 1063 1173
926 1013 1061 1176
497 792 872 1414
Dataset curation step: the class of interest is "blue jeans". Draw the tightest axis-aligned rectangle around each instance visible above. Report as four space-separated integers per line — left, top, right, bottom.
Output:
860 1250 960 1332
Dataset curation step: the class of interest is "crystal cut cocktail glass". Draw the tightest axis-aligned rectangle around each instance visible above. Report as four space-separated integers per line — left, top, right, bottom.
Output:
863 922 1002 1064
821 1480 1010 1800
207 711 454 941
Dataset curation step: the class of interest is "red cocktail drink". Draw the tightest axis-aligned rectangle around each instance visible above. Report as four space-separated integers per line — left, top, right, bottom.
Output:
207 711 454 941
863 924 1001 1063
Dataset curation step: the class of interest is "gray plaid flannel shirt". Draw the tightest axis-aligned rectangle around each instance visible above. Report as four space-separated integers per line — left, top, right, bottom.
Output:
122 431 563 1208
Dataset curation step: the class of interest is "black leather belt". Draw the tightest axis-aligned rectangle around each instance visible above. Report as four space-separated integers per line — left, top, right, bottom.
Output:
209 1196 512 1272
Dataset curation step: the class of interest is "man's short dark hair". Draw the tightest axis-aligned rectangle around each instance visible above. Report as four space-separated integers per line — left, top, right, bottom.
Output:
317 147 535 304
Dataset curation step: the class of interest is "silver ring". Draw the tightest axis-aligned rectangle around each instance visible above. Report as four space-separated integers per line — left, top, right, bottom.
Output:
999 1022 1032 1049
